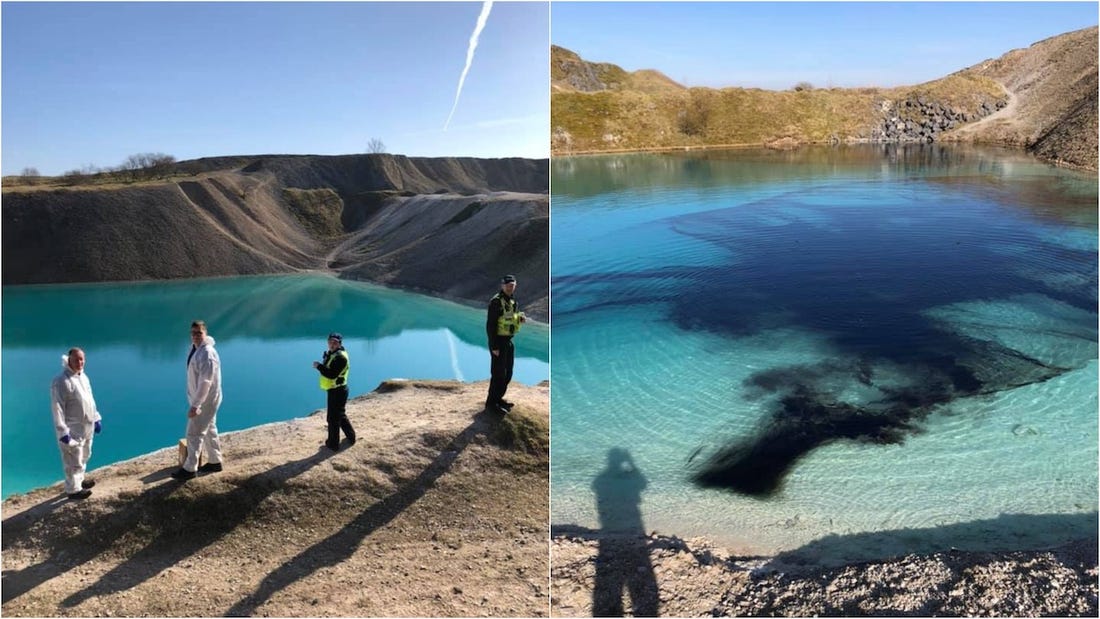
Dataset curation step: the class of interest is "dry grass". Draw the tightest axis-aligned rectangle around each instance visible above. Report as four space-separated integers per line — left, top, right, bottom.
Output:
552 70 1003 153
551 30 1095 170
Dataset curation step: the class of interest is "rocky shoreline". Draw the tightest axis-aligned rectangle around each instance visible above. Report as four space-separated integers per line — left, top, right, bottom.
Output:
551 530 1098 616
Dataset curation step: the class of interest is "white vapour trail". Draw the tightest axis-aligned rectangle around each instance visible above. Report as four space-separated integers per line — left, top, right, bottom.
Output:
444 0 493 131
446 330 466 382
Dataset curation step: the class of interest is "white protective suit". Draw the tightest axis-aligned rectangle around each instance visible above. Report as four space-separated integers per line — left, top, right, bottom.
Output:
184 335 223 472
51 355 102 494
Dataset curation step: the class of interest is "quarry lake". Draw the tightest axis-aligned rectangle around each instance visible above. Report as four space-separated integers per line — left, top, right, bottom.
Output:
551 144 1098 562
2 274 549 498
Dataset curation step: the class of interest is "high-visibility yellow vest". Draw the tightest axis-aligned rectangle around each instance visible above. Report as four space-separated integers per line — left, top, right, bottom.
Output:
494 293 522 336
318 350 350 390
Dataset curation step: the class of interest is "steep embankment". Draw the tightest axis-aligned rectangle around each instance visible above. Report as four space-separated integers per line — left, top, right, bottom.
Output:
2 176 321 283
329 192 549 319
552 27 1098 170
2 380 550 617
944 26 1099 170
2 154 550 319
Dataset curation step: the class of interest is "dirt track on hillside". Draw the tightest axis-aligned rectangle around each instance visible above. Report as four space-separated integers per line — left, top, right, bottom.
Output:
945 26 1098 170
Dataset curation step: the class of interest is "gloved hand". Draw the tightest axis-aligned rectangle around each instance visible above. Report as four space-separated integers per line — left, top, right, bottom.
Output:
94 421 102 434
59 434 71 445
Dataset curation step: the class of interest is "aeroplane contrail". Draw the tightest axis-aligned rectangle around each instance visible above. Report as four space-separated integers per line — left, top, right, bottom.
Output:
444 0 493 131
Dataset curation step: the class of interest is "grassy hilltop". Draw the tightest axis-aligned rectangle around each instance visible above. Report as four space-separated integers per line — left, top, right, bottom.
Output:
552 26 1098 171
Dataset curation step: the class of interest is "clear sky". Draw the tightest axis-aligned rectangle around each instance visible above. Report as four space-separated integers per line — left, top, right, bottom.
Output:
552 2 1098 90
2 2 549 176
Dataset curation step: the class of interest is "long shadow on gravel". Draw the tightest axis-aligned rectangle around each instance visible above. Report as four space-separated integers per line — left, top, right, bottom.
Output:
2 472 184 605
765 511 1100 570
224 410 492 617
59 450 334 609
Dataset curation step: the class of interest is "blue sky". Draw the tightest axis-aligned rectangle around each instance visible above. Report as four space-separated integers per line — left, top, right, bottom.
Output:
2 2 549 176
552 2 1098 90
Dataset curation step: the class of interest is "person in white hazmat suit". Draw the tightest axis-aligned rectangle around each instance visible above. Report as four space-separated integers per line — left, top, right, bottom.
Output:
51 347 103 500
171 320 224 481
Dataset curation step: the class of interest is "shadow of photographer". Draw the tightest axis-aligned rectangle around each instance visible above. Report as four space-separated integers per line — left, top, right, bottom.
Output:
591 447 659 617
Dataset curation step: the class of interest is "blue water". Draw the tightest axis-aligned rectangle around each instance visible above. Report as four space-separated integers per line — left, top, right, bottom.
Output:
2 274 548 498
551 145 1098 560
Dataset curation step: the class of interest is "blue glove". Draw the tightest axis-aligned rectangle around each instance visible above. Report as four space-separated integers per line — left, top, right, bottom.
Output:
59 434 71 444
94 421 102 434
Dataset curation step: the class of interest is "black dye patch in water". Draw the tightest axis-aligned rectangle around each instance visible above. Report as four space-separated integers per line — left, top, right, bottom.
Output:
655 192 1094 496
554 184 1094 496
692 386 922 497
691 337 1069 497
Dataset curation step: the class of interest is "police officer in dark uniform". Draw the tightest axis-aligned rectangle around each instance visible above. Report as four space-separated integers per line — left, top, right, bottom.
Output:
486 275 526 414
313 332 356 451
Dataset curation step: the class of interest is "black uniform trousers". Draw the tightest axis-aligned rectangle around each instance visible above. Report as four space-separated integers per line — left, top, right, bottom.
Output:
487 337 515 407
326 385 356 447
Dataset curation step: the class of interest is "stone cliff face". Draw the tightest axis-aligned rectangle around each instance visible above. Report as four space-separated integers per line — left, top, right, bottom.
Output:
873 96 1008 143
2 154 549 319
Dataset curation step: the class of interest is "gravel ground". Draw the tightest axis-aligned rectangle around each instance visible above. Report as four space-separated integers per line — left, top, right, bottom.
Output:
2 380 550 617
551 530 1097 617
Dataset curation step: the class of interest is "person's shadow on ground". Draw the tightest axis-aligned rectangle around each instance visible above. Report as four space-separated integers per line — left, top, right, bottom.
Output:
591 447 659 617
2 472 184 605
58 449 334 608
223 411 491 616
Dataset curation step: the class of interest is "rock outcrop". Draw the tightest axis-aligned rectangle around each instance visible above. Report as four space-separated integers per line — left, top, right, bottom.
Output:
2 154 549 319
873 95 1007 143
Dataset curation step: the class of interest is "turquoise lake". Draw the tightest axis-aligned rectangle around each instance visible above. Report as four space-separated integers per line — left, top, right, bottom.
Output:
551 145 1098 563
2 274 548 498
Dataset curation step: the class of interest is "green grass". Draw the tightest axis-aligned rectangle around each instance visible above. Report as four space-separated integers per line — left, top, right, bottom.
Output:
445 201 486 226
490 405 549 457
282 187 345 237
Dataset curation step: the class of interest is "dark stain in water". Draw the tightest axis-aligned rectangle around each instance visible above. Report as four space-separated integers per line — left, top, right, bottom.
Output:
691 341 1069 497
673 195 1093 497
558 188 1096 497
